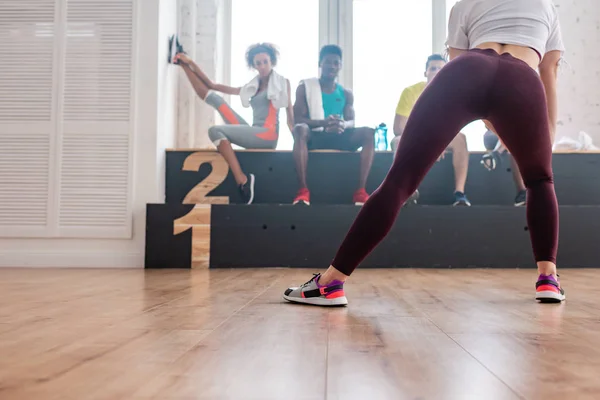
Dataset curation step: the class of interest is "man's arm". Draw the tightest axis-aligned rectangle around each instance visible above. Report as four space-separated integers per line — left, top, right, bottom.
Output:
393 114 408 137
293 83 329 129
341 89 356 129
539 50 561 144
393 88 412 137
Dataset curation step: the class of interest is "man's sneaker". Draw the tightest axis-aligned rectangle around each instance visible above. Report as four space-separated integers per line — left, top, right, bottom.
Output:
353 188 369 205
535 274 566 303
453 191 471 206
514 190 527 207
239 173 255 204
403 189 419 207
293 188 310 205
283 274 348 306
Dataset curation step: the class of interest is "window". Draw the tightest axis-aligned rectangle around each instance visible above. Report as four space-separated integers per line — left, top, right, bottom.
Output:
352 0 432 133
230 0 320 150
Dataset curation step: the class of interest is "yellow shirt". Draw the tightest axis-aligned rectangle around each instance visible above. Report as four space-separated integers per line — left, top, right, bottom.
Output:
395 81 427 117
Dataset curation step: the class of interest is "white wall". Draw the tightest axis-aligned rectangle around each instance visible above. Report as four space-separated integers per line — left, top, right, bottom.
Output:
0 0 178 268
554 0 600 144
157 0 179 200
176 0 220 149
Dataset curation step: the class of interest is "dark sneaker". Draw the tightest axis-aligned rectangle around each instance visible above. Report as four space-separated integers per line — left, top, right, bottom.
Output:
283 273 348 306
535 274 566 303
403 189 419 207
167 34 177 64
453 191 471 206
514 190 527 207
176 35 187 54
239 173 255 204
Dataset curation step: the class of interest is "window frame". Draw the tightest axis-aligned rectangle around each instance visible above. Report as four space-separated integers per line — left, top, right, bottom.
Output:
222 0 447 91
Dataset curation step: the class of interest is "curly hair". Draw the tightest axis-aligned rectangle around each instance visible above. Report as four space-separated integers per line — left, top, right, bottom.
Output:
245 43 279 69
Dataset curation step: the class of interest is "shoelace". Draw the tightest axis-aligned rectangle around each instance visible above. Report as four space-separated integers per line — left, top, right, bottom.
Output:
301 273 320 288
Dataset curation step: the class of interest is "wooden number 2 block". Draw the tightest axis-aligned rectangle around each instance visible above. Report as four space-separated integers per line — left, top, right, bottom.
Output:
182 152 230 204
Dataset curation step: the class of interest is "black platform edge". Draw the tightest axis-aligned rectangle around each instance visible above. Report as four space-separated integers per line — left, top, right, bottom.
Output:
145 203 194 269
167 151 600 206
209 204 600 269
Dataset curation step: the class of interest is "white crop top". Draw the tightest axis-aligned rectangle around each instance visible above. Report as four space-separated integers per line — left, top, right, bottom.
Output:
446 0 565 58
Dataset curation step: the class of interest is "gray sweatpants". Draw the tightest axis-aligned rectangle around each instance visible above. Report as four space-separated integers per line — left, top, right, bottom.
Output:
205 91 277 149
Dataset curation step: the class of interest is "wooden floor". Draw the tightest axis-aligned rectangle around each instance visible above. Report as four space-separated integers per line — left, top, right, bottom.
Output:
1 268 600 400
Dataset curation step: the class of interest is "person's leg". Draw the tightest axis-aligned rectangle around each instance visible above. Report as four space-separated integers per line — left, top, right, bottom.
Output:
178 55 215 91
179 62 211 101
448 133 469 191
390 135 401 152
177 57 249 127
391 135 420 206
346 127 376 190
208 125 277 204
292 124 311 204
485 62 559 283
510 155 527 205
283 52 496 304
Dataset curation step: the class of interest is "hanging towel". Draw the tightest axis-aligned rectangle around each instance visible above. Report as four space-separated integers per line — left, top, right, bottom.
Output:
240 70 288 109
301 77 325 131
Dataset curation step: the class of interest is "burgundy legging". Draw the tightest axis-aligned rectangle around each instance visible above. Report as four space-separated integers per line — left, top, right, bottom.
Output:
332 48 558 275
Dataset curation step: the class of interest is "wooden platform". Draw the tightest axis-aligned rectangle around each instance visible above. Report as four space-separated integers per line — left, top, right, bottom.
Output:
1 267 600 399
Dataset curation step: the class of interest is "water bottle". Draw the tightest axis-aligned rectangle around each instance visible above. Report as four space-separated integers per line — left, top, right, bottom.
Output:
374 123 388 151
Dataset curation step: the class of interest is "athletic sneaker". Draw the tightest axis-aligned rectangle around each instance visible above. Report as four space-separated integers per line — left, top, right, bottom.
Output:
535 274 566 303
453 191 471 206
293 188 310 205
167 34 177 64
283 273 348 306
353 188 369 205
514 190 527 207
175 35 186 54
403 189 419 207
239 173 255 204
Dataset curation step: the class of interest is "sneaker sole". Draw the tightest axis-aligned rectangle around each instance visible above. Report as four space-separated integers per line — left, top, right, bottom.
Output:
293 200 310 205
282 294 348 306
536 290 565 303
246 174 255 205
514 201 526 207
453 201 471 206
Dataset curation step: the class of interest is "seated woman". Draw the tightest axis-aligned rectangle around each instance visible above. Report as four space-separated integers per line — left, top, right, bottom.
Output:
170 38 294 204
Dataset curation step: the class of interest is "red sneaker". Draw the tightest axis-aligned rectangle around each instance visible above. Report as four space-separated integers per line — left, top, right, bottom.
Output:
293 188 310 205
353 188 369 205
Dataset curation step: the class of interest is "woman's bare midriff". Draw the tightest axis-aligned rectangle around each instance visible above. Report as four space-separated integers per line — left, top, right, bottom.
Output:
475 42 540 69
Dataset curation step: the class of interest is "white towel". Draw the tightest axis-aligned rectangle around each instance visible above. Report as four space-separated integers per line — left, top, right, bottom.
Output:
302 77 324 120
239 70 288 109
301 78 325 131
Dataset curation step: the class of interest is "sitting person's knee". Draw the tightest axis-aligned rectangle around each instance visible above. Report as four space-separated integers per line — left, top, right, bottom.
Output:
208 126 220 142
450 132 468 151
293 123 310 141
390 135 401 152
359 127 376 141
